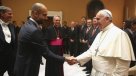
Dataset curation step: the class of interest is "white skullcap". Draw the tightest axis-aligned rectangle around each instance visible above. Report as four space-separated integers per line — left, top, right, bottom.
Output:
98 9 112 20
103 9 112 17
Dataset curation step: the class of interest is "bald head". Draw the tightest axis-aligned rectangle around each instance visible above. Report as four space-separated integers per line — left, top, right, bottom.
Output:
31 3 48 24
32 3 47 12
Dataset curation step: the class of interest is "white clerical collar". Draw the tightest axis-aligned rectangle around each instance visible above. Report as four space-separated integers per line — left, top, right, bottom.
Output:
102 23 114 32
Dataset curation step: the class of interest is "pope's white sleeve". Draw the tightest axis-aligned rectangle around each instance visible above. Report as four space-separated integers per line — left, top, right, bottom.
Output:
113 58 130 76
76 49 92 66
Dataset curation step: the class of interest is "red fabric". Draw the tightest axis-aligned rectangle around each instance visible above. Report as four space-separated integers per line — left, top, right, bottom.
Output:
49 39 63 46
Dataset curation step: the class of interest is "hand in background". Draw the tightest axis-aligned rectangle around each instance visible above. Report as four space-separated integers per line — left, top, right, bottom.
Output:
65 56 78 65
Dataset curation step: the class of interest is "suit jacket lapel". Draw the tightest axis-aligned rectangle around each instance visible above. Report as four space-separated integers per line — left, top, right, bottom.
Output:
8 24 16 42
0 24 6 41
28 20 41 30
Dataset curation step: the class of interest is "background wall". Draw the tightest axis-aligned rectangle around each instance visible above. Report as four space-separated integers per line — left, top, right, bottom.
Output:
2 0 89 26
102 0 124 28
2 0 135 28
124 0 136 19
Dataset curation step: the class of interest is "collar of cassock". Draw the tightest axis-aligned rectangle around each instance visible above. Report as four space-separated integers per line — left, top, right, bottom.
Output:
102 23 114 32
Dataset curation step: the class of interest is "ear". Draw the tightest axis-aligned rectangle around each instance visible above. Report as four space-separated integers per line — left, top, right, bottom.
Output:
32 11 39 17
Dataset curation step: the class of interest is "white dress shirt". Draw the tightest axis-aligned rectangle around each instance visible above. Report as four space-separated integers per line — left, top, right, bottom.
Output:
0 19 11 43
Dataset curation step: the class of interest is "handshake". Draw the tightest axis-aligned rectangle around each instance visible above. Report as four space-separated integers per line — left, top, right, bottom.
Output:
65 56 78 65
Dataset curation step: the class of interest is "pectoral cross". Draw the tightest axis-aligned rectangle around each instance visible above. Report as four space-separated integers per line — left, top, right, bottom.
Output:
95 48 99 56
57 37 60 39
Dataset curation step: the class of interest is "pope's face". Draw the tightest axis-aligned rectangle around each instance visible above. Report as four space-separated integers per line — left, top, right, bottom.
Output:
95 13 107 30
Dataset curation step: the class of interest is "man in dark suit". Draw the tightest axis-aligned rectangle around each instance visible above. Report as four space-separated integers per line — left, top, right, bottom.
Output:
88 17 100 47
68 21 78 56
127 18 136 76
123 19 136 67
14 3 69 76
0 6 16 76
80 19 93 75
78 16 87 55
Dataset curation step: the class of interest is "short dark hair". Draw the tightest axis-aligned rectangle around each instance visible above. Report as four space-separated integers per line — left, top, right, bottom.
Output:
124 19 132 28
132 18 136 25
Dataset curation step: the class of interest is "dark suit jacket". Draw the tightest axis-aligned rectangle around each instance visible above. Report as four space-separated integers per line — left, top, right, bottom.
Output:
0 23 16 60
14 20 65 76
79 24 87 40
45 25 66 40
88 27 100 46
68 27 79 52
124 28 134 50
68 27 78 43
133 31 136 56
0 23 16 76
124 28 135 67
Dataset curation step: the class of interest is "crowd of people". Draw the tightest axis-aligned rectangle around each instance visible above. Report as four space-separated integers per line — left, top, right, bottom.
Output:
0 2 136 76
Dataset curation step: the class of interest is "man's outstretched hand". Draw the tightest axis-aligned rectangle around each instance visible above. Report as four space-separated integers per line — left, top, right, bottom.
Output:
65 56 78 65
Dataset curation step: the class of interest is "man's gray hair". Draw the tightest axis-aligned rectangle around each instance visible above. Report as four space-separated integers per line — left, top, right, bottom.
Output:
99 9 112 21
0 6 12 14
53 15 61 20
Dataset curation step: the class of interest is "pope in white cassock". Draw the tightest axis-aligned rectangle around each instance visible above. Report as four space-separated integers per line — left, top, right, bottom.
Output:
69 9 135 76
